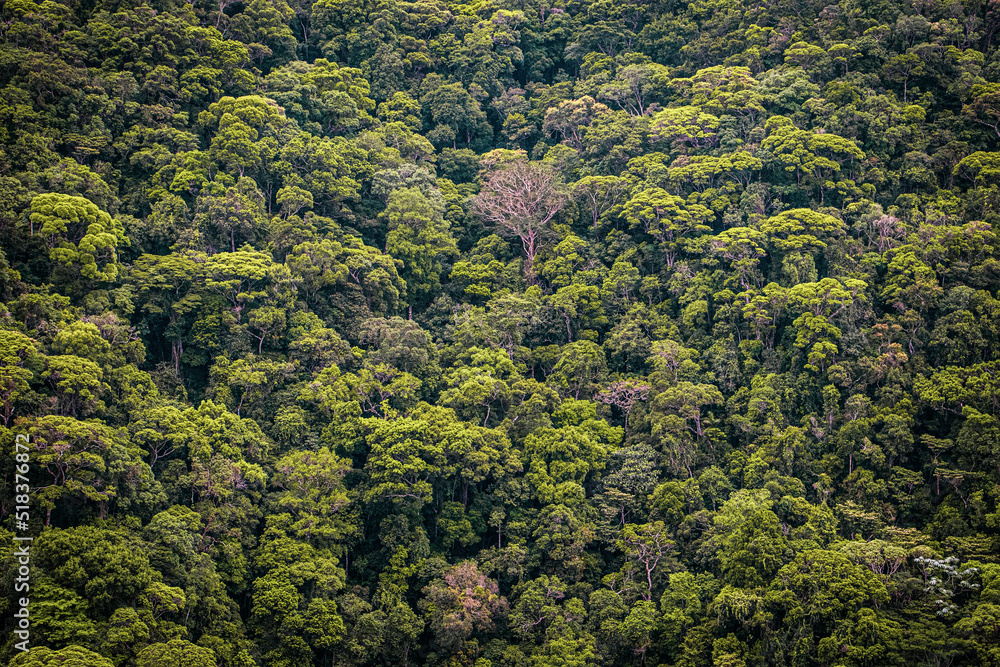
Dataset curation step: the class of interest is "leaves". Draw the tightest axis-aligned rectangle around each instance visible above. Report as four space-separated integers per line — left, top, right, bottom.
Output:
5 2 1000 666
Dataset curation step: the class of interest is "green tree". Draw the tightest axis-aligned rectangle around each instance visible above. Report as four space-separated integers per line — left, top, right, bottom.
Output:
549 342 608 400
135 639 218 667
620 188 713 266
26 415 154 524
0 329 41 425
717 508 788 588
381 186 458 308
271 447 356 549
29 193 124 286
420 80 491 149
10 646 115 667
761 117 865 205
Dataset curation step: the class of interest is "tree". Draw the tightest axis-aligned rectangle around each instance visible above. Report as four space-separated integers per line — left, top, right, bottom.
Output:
768 550 889 643
711 227 766 290
531 504 598 580
530 633 597 667
543 96 610 151
761 118 865 205
194 178 269 253
547 284 607 343
28 193 124 286
209 355 295 417
271 447 356 548
598 62 670 117
439 347 520 427
649 106 720 149
378 91 423 131
620 188 713 266
135 639 217 667
203 247 291 322
667 152 762 192
649 381 724 478
613 521 673 601
360 316 439 376
595 379 650 432
381 186 458 308
473 159 567 282
32 525 159 622
130 252 205 374
787 277 867 371
288 312 351 373
420 80 491 148
717 508 788 588
784 41 827 74
363 416 446 509
42 354 104 417
964 83 1000 139
882 54 925 103
420 561 507 651
10 646 115 667
572 175 629 233
659 572 718 653
286 236 406 329
817 609 904 667
550 342 608 400
26 415 153 524
758 208 847 285
523 401 620 505
0 329 41 425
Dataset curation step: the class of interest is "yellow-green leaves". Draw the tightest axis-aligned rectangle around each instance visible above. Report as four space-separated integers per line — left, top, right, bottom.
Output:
0 329 40 425
30 193 124 283
649 106 720 149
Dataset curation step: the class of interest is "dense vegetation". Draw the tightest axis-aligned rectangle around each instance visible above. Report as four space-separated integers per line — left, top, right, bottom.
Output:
2 0 1000 664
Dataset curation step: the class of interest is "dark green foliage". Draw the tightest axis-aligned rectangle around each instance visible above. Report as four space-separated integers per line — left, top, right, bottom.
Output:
2 0 1000 665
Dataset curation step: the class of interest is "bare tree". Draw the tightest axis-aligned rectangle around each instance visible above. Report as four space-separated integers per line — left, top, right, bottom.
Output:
595 379 650 432
473 160 567 283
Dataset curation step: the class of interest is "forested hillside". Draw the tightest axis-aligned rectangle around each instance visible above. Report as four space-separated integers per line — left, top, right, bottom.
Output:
2 0 1000 664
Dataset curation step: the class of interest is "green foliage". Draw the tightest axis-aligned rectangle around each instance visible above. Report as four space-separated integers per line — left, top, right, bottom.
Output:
29 193 125 287
10 646 115 667
4 1 1000 665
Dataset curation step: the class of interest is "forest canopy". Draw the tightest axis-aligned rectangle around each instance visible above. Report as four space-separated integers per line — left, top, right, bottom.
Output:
2 0 1000 665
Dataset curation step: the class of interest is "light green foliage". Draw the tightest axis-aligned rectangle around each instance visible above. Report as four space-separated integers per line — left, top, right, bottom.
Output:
381 186 458 305
649 106 721 149
718 508 788 588
136 639 217 667
209 355 295 416
29 193 124 283
524 400 620 505
440 347 520 427
286 235 406 327
549 341 609 400
0 329 41 425
786 277 867 371
10 646 115 667
620 188 714 249
758 208 846 285
271 447 356 547
761 118 865 204
543 96 611 151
